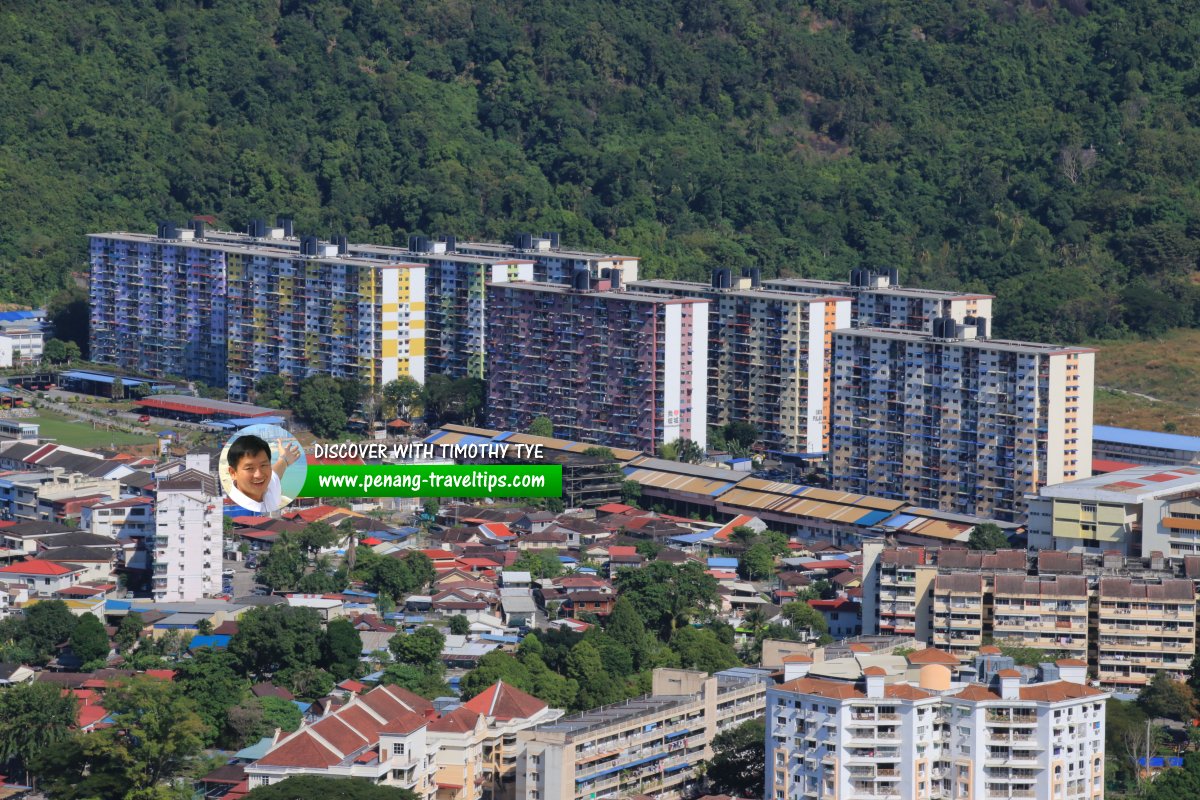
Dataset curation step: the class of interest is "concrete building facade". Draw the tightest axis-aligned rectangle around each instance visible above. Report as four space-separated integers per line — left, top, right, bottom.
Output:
830 323 1094 521
516 667 768 800
1029 464 1200 558
765 269 993 334
151 469 221 602
630 273 851 455
765 652 1107 800
485 281 709 453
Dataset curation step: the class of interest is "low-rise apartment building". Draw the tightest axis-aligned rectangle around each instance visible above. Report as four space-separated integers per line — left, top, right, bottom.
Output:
765 650 1107 800
930 573 986 659
867 546 935 641
863 544 1200 688
1029 464 1200 558
427 681 562 800
516 667 770 800
1094 577 1195 691
991 575 1090 663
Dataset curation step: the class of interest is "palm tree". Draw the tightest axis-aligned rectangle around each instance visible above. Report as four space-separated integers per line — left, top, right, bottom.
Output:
745 606 769 639
338 519 361 573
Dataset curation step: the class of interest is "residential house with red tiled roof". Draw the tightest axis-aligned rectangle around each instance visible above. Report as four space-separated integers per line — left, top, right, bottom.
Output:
0 558 88 596
457 682 563 800
246 684 436 796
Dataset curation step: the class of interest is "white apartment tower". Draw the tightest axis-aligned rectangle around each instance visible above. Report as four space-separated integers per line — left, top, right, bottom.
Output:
151 468 221 602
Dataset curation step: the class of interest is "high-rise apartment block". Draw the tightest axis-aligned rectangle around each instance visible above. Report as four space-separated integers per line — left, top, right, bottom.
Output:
765 269 993 334
630 270 851 455
765 650 1107 800
456 231 640 285
88 223 552 397
151 467 221 602
517 667 768 800
830 322 1094 521
485 279 709 453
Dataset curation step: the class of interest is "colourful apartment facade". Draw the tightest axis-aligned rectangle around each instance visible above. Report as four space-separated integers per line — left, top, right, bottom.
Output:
630 273 851 455
830 323 1094 521
484 281 709 454
765 269 993 334
88 228 429 399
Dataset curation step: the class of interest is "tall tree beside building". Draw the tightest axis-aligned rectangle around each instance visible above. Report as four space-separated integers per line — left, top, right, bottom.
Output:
0 681 77 788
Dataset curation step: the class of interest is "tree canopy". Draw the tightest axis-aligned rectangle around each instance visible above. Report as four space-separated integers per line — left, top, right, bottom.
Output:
245 775 417 800
706 719 766 797
1 0 1200 348
967 523 1010 551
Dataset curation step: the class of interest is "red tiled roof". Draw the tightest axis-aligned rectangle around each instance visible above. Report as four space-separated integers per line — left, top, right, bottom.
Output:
596 503 636 514
378 708 429 735
0 559 77 576
862 666 887 676
953 685 1001 702
778 676 865 699
338 679 367 693
256 731 341 768
78 702 109 730
311 715 369 755
462 680 547 721
885 684 932 700
231 515 272 527
428 705 481 734
907 647 959 665
361 684 435 720
1019 681 1105 702
143 669 176 681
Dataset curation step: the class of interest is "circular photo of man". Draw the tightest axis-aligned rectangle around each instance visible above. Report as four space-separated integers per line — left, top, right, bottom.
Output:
219 424 306 515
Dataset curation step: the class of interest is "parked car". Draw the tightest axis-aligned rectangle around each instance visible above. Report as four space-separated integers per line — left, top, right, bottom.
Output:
138 415 151 423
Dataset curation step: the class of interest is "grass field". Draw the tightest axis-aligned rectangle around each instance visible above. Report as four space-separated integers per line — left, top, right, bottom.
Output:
28 410 157 448
1092 329 1200 435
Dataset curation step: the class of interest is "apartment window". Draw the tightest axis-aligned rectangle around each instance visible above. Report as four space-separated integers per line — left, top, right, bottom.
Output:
392 742 406 756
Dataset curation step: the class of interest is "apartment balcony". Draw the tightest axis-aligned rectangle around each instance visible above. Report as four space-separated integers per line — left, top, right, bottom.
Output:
1098 640 1193 654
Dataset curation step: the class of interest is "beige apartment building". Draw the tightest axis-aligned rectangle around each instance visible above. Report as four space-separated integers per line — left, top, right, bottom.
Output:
931 573 986 659
1094 577 1195 691
991 575 1090 663
865 544 1200 689
863 545 936 641
515 667 769 800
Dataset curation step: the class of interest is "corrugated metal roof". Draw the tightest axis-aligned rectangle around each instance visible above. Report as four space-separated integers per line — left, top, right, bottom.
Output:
1094 425 1200 452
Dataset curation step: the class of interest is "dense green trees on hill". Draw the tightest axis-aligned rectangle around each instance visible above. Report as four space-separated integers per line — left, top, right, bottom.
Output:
2 0 1199 341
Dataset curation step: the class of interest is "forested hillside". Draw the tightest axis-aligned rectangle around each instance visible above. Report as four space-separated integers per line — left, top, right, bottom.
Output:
2 0 1199 342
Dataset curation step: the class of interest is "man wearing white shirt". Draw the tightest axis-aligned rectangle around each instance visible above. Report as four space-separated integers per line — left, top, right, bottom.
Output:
225 434 301 514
